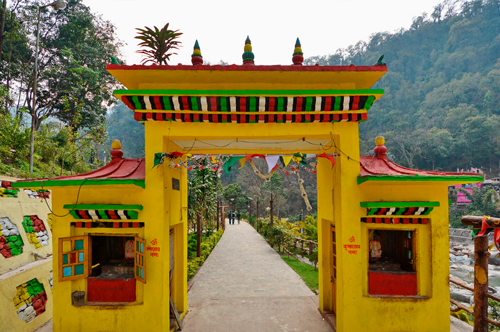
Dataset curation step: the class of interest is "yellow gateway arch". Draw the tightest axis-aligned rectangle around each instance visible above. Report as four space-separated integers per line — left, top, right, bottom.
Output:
14 39 483 331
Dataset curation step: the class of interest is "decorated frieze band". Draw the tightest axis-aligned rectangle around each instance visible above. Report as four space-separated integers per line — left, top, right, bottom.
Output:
121 95 376 113
70 222 145 228
69 210 138 220
366 207 433 216
360 201 439 216
63 204 143 220
133 111 367 123
361 217 429 225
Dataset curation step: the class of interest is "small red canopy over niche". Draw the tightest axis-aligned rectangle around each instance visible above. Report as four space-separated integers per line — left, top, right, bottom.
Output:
13 140 145 188
359 137 482 182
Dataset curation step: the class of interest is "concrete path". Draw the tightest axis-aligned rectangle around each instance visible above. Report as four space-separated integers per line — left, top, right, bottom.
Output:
182 220 331 332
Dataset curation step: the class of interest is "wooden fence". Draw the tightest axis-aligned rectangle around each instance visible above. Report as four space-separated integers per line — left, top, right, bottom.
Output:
450 215 500 332
293 237 317 256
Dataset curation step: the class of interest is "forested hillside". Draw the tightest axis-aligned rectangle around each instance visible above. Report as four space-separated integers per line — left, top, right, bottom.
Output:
306 0 500 176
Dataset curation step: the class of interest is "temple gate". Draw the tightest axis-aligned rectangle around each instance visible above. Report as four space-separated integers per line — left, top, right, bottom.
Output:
13 39 483 331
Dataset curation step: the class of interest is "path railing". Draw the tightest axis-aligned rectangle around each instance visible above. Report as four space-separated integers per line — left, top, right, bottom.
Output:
449 276 500 329
293 237 317 256
449 215 500 332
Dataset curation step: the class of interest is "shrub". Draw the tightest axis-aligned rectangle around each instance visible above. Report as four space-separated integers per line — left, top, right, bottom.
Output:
187 229 223 280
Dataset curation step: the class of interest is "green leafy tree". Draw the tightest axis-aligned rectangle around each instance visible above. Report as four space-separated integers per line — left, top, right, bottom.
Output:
135 23 182 65
299 215 318 242
3 0 121 132
188 160 221 256
222 183 246 211
462 186 499 218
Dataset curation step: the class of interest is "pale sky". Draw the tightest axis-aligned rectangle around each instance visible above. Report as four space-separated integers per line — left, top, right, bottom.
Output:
81 0 445 66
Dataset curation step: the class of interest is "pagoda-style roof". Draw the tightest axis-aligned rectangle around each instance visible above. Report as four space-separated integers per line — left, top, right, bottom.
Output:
108 64 387 125
106 64 387 91
358 138 484 185
13 144 145 189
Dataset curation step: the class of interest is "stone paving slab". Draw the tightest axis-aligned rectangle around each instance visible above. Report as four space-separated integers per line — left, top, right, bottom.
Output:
182 220 332 331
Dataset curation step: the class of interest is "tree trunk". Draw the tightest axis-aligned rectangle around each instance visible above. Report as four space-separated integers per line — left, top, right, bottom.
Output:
196 213 201 258
270 192 274 228
0 0 7 61
216 198 220 231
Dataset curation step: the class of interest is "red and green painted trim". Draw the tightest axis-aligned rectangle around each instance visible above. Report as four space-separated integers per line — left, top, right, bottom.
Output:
133 111 367 123
361 201 439 215
12 178 145 189
361 217 429 224
357 175 485 185
366 207 433 216
114 88 384 97
360 201 440 208
63 204 143 211
70 221 144 228
107 63 388 72
69 209 139 220
118 94 378 113
63 204 142 220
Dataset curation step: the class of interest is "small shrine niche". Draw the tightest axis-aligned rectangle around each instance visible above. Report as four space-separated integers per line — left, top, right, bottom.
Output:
368 229 417 296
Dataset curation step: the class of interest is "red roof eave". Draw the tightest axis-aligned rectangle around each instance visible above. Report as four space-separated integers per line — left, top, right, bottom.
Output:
358 155 484 185
12 158 146 189
106 64 388 73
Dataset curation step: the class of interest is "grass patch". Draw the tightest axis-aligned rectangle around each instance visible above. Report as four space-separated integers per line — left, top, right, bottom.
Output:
280 254 319 292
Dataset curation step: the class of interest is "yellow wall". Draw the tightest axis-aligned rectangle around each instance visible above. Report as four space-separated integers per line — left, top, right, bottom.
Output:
49 180 178 332
0 176 53 331
329 178 452 331
15 118 459 332
135 119 456 331
45 122 189 332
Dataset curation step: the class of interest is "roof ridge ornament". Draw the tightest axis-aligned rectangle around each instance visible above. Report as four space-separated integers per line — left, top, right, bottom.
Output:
374 136 387 158
375 54 386 66
292 37 304 66
242 36 255 65
191 40 203 66
110 139 124 161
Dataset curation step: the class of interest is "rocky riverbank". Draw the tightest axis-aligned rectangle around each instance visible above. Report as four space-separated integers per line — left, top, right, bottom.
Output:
449 242 500 306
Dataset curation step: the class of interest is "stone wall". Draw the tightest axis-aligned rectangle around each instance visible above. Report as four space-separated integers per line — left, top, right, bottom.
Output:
449 227 494 246
0 176 53 332
449 228 473 246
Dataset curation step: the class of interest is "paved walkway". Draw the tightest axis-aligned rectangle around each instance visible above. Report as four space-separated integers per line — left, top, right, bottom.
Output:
182 220 331 332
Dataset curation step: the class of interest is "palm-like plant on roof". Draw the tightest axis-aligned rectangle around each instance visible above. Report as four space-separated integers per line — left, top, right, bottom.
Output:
135 23 183 65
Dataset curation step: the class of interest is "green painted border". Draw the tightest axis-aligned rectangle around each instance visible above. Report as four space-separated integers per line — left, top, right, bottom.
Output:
69 210 139 220
360 201 440 208
367 207 433 216
12 179 145 189
113 88 385 97
63 204 143 211
357 175 484 185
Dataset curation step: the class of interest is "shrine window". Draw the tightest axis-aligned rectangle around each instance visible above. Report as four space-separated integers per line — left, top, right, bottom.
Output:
368 229 417 296
59 236 89 281
58 235 146 304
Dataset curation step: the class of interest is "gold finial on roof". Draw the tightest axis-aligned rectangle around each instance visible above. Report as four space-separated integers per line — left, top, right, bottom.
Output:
111 139 123 160
112 139 122 149
375 136 385 146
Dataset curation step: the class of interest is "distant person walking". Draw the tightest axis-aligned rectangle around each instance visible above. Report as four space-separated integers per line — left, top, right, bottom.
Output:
237 212 241 224
231 211 235 225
